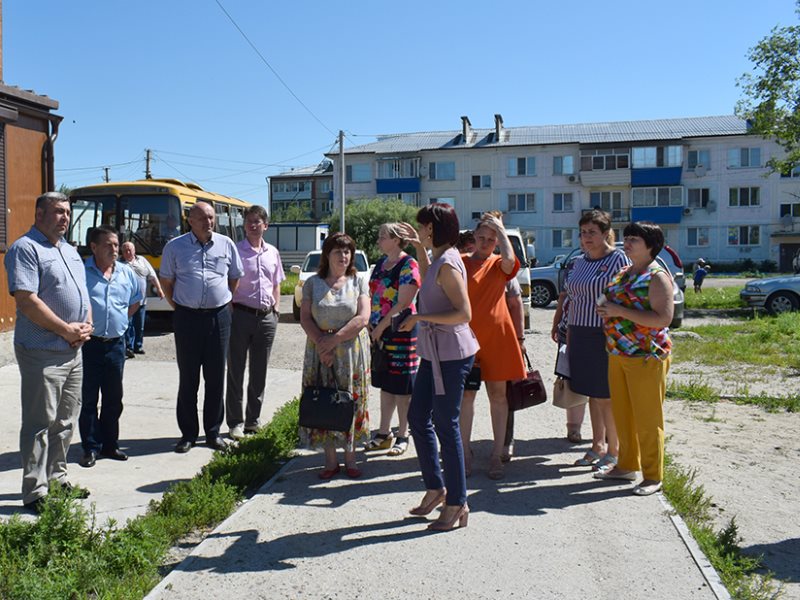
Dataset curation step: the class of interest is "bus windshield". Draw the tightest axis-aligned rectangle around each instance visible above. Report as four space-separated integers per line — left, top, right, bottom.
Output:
70 194 182 256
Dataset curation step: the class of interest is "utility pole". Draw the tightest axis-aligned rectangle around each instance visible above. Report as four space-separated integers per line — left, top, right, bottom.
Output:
338 130 345 233
103 167 110 183
145 148 152 179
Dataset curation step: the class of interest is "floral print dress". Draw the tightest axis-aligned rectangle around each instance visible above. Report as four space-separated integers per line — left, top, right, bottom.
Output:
300 274 371 450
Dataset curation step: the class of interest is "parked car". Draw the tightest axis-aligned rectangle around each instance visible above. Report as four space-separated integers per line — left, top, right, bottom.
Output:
740 275 800 315
290 249 371 320
529 244 684 328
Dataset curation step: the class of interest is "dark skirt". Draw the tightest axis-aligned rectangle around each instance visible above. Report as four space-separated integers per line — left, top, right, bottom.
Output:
567 325 610 398
371 324 419 395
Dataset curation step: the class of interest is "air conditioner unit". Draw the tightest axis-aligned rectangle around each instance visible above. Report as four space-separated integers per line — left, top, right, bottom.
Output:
567 174 579 183
683 207 693 216
694 164 707 177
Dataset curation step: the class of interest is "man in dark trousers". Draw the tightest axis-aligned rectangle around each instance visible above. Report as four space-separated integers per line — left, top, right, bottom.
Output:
159 201 243 453
79 226 142 468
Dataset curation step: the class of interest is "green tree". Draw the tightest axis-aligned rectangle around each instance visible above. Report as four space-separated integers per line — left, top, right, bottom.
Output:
271 202 312 223
327 198 419 263
736 2 800 174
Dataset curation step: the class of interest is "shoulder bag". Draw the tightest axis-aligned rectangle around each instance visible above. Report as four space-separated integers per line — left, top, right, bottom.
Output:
299 365 356 432
507 354 547 411
552 377 588 409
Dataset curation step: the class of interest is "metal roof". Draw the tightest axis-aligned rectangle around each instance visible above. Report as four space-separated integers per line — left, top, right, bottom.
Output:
273 160 333 178
338 115 750 155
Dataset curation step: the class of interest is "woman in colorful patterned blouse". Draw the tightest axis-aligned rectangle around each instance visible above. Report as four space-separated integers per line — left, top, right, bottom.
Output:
595 222 673 496
365 223 421 457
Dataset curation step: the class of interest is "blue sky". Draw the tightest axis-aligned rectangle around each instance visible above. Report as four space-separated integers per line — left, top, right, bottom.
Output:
4 0 798 203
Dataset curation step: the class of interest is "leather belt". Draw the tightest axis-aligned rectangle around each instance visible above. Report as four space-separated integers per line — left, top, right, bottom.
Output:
90 335 121 343
175 303 229 314
233 303 274 317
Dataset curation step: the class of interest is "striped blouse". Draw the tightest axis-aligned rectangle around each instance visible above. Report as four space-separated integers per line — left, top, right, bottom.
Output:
564 248 629 328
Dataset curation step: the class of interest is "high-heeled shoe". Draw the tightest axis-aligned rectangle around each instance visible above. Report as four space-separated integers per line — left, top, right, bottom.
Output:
409 488 446 516
427 504 469 531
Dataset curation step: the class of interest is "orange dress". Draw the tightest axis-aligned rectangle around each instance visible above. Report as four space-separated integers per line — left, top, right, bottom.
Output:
463 254 526 382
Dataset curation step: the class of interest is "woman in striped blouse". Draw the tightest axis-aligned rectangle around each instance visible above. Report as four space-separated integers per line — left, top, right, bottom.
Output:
551 209 629 471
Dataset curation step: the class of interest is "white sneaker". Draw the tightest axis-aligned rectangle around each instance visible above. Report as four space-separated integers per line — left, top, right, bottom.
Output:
229 425 245 440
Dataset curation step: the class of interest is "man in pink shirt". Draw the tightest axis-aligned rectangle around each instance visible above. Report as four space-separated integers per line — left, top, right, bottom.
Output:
225 205 284 439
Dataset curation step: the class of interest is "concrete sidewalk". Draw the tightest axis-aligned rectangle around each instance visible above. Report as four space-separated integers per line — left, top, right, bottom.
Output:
0 358 724 599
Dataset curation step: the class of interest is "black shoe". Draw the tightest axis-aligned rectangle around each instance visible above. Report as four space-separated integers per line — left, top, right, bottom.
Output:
125 349 135 359
174 439 195 454
61 481 90 499
24 496 47 514
134 348 145 354
79 451 97 468
205 436 230 451
100 448 128 461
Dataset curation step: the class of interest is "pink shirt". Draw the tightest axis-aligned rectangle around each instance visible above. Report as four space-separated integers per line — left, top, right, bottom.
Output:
231 239 285 310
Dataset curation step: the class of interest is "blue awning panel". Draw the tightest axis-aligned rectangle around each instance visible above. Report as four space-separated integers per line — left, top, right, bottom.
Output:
631 167 682 187
631 206 683 224
376 178 421 194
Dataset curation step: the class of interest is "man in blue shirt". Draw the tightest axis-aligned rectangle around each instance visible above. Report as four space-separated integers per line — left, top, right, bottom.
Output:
160 201 243 453
3 192 93 513
78 225 142 468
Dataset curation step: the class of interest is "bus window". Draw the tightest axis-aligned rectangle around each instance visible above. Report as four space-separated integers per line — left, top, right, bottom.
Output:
69 195 115 251
230 206 245 241
215 203 232 239
120 194 181 256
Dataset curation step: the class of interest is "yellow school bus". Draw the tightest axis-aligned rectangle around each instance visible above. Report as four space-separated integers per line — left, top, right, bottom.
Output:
68 178 252 311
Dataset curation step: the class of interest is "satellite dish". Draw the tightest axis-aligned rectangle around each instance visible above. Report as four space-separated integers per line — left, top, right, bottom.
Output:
706 200 717 213
781 214 794 229
694 164 707 177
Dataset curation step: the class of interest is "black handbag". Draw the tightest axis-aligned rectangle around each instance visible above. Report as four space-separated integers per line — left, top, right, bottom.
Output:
299 366 356 432
371 339 390 387
506 354 547 411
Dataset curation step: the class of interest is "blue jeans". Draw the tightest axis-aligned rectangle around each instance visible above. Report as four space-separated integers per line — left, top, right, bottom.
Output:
408 356 474 506
79 336 126 453
125 304 146 351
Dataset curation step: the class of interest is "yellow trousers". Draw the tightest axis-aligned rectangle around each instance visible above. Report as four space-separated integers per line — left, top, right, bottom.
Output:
608 353 671 481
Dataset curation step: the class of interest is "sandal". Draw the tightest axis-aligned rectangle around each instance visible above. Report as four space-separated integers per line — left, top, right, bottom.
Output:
488 455 505 480
593 454 618 472
574 450 601 466
387 436 409 456
364 432 394 452
566 429 582 444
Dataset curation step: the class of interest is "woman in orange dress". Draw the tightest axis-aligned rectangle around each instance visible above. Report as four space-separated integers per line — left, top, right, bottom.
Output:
460 213 526 480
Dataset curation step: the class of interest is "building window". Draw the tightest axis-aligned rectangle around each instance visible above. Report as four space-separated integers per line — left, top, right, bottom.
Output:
319 200 333 214
780 202 800 217
631 145 683 168
429 161 455 180
727 147 761 168
728 225 760 246
687 227 710 247
552 229 574 248
631 186 683 207
687 188 710 208
318 180 331 193
580 148 629 171
507 156 536 177
687 150 710 170
590 190 626 220
508 193 535 212
431 197 455 207
472 175 491 189
345 163 371 183
377 158 419 179
553 192 574 212
729 187 760 207
553 155 575 175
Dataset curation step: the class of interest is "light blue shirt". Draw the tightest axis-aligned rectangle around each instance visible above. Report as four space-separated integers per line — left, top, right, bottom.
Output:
159 231 244 309
4 226 90 351
85 257 143 338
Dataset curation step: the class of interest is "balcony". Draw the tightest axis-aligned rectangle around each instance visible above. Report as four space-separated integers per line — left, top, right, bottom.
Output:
631 206 683 224
631 167 682 187
376 178 421 194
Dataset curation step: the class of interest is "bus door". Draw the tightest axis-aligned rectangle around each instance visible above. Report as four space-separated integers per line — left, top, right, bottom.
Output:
69 194 116 254
119 194 182 256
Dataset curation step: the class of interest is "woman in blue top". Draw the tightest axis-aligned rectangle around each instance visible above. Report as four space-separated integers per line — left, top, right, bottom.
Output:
552 209 629 471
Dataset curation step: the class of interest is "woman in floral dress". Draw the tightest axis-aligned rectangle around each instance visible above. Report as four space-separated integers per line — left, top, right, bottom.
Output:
299 233 371 479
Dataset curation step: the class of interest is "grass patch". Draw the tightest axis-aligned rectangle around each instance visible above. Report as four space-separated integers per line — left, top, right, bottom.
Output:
0 399 300 600
684 286 746 310
280 272 299 296
673 312 800 370
668 380 799 413
662 455 781 599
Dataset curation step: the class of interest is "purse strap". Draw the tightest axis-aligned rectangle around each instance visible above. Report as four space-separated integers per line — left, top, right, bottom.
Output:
523 352 533 372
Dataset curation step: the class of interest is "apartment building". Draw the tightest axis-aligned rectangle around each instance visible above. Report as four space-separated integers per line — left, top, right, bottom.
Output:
268 160 334 221
328 114 800 270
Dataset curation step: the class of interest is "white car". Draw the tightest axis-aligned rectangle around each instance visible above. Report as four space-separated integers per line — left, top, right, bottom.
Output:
290 250 371 320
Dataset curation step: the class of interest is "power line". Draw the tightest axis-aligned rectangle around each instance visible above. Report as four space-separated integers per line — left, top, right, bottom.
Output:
214 0 337 138
56 155 144 172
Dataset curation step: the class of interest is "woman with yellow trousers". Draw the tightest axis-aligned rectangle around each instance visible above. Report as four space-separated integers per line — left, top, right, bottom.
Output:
594 222 672 496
